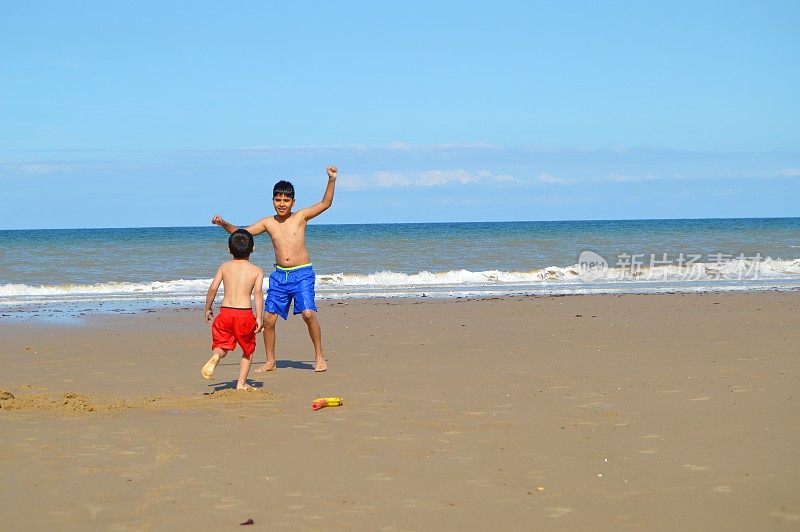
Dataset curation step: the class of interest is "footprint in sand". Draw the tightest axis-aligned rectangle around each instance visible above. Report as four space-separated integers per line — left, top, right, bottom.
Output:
84 503 104 519
349 504 375 512
466 479 493 488
683 464 708 471
367 472 393 482
770 511 800 522
545 507 573 518
712 485 733 493
403 499 441 509
213 496 245 510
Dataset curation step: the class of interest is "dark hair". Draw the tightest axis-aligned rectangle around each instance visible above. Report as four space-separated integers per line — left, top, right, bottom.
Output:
228 229 254 259
273 180 295 199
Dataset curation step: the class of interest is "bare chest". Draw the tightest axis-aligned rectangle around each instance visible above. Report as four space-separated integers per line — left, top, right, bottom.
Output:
266 218 305 243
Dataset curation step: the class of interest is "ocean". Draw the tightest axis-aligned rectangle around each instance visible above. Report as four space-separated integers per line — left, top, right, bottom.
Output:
1 218 799 318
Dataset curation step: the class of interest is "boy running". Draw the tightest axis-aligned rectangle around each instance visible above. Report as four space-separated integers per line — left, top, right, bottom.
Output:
201 229 264 389
211 165 337 372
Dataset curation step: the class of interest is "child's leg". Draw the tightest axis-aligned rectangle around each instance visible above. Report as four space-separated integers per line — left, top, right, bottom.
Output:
236 353 253 390
254 312 279 373
301 309 326 372
202 348 227 380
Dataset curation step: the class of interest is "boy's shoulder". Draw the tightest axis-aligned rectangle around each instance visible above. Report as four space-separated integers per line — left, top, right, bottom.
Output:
259 214 281 226
220 259 261 272
240 259 263 275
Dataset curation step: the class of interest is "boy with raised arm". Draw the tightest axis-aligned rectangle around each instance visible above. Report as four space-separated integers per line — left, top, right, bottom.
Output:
201 229 264 389
211 165 337 373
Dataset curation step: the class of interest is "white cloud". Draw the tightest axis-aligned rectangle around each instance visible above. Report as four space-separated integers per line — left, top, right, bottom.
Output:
776 168 800 177
23 164 68 175
232 141 498 154
0 161 111 177
338 169 517 190
477 170 518 182
392 142 498 152
538 172 575 184
335 174 371 190
375 171 415 187
538 172 663 185
599 173 661 183
418 170 479 186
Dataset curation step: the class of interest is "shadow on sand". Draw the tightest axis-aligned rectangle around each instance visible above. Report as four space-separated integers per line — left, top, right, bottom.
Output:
276 359 315 370
205 379 265 393
216 358 316 371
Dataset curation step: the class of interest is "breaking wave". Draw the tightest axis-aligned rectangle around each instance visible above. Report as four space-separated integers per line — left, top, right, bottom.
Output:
2 257 799 307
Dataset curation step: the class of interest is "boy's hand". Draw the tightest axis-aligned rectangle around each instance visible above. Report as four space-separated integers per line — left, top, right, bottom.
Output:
254 317 264 333
326 165 337 179
205 309 214 323
211 214 226 226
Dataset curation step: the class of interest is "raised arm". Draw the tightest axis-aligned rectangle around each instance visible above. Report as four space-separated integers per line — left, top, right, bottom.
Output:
211 214 269 236
299 165 337 221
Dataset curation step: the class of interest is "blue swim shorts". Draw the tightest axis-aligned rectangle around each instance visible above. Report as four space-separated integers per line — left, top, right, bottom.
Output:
265 264 317 320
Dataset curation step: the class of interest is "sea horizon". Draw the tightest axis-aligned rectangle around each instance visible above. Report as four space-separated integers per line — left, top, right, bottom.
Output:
4 214 799 232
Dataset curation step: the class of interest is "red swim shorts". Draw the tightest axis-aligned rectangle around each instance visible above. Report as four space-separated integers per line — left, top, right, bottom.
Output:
211 307 257 358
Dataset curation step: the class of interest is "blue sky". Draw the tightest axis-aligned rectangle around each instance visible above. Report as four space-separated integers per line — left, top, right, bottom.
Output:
1 1 798 229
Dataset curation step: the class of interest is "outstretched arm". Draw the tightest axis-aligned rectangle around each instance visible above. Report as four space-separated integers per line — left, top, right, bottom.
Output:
299 165 337 221
210 215 238 234
211 215 268 236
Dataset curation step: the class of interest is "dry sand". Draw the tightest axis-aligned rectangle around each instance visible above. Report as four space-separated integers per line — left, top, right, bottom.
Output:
1 292 798 530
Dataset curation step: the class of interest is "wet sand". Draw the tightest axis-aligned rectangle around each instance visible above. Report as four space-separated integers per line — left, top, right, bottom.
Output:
1 292 799 530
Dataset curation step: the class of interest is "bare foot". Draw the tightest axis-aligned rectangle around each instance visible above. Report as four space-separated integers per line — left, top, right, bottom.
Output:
315 357 327 372
201 355 220 380
254 362 277 373
236 383 254 390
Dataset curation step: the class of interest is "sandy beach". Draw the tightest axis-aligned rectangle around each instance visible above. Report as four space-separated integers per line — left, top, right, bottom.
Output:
1 292 798 530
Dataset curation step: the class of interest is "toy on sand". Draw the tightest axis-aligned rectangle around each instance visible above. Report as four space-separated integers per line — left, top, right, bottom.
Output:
312 397 343 410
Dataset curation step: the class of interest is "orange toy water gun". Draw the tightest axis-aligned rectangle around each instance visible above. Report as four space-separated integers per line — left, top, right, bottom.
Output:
312 396 343 410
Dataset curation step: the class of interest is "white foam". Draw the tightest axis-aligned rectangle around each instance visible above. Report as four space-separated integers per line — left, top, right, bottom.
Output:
318 258 800 288
0 279 211 297
2 257 799 307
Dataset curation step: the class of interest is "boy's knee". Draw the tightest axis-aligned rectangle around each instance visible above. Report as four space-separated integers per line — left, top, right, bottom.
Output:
301 309 317 321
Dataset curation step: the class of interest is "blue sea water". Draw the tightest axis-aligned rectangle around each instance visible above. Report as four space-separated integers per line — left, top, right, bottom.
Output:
1 218 799 317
